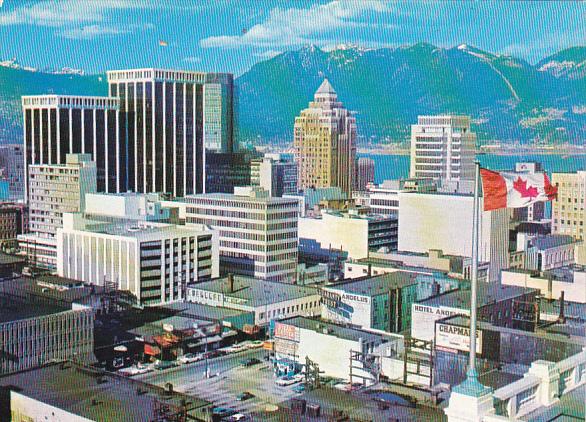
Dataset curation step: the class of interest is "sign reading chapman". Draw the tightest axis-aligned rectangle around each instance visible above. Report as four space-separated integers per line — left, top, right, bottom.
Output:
435 322 483 355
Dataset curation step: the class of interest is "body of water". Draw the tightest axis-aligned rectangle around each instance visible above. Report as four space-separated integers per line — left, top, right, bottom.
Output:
356 153 585 184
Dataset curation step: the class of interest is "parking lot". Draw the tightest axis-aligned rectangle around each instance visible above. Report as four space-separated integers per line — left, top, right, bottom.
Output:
136 348 301 416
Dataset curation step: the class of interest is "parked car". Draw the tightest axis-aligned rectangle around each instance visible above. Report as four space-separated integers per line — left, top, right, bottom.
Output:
292 383 306 393
276 375 301 386
246 340 263 349
236 391 255 401
178 353 203 364
240 358 261 367
223 414 247 421
118 364 153 376
212 407 236 418
153 360 178 371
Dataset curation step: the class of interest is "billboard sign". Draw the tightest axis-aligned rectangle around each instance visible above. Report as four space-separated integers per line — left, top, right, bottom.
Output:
436 322 483 355
274 322 299 342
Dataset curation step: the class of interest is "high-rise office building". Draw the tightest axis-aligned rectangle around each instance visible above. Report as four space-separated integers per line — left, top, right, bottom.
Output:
294 79 356 195
552 171 585 242
21 95 119 196
409 115 476 181
18 154 97 269
106 69 233 197
184 186 299 283
251 154 298 197
354 157 375 192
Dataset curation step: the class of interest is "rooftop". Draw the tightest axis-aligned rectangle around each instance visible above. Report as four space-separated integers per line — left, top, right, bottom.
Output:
531 234 577 250
161 302 252 320
188 275 320 307
325 271 418 297
279 316 393 345
420 283 537 309
185 192 298 205
0 362 210 422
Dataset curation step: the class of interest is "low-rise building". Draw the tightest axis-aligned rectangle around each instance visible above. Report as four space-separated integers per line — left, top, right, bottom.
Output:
299 207 398 259
321 272 418 333
0 288 94 374
345 249 490 283
0 202 27 247
411 283 539 342
283 187 349 218
58 213 217 307
186 274 322 327
273 317 403 385
501 266 586 304
516 234 578 271
0 362 211 422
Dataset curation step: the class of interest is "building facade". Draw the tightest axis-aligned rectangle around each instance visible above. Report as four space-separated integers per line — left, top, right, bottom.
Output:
354 157 375 192
186 275 322 327
294 79 356 195
0 203 27 247
552 171 585 242
184 187 299 282
106 69 233 197
0 144 25 201
409 115 476 181
57 213 217 307
398 191 509 282
251 154 298 197
321 272 419 333
299 208 398 259
18 154 97 269
22 95 119 195
0 301 94 375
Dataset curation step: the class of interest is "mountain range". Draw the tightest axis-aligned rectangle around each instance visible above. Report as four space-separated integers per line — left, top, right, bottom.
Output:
1 43 585 146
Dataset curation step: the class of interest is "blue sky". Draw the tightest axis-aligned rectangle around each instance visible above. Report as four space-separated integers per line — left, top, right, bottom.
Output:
0 0 584 75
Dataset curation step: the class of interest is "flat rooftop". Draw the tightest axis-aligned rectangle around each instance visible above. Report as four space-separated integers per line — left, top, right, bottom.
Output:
0 362 210 422
161 302 252 320
279 316 393 346
420 283 537 309
80 220 207 240
1 275 106 305
0 253 25 266
185 192 298 205
0 299 68 324
188 276 320 307
326 271 418 297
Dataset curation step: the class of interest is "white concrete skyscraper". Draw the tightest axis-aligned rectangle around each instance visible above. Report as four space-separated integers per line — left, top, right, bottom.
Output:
410 115 476 181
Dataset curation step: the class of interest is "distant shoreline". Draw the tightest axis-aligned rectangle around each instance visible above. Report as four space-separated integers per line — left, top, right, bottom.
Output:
268 147 586 156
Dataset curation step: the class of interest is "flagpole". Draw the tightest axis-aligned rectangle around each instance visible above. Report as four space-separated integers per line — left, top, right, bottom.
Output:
468 161 480 378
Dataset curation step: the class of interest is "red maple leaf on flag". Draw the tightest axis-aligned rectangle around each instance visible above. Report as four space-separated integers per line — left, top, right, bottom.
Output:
513 177 539 199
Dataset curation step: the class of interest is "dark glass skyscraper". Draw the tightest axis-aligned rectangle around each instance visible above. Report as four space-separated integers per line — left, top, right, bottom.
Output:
107 69 234 197
22 95 120 198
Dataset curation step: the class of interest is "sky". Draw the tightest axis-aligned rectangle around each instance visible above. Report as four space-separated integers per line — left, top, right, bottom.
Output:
0 0 584 75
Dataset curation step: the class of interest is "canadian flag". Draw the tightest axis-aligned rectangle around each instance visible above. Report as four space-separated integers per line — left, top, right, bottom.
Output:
480 168 558 211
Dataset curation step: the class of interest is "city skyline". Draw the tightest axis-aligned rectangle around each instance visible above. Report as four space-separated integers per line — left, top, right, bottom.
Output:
1 1 584 75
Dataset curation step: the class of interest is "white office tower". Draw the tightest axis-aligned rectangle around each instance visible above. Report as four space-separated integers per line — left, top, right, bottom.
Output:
18 154 97 270
57 193 218 307
354 157 375 192
251 154 298 197
22 95 120 195
410 115 476 181
185 187 299 283
398 190 509 282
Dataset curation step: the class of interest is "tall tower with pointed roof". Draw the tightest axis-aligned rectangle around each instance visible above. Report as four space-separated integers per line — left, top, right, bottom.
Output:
293 79 356 195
